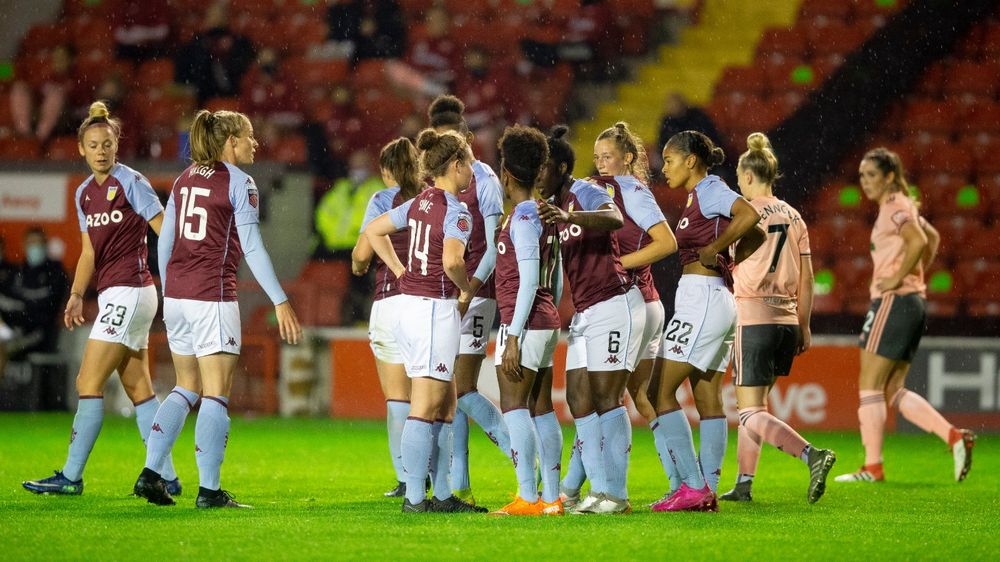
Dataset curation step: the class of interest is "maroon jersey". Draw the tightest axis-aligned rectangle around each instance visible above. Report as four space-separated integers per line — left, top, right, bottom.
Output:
457 160 503 299
390 188 473 299
557 179 631 313
495 200 561 331
592 175 667 302
164 162 259 302
361 186 413 301
675 175 741 283
75 163 163 293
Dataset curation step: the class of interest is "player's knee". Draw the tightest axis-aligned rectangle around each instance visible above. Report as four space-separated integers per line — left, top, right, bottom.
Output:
694 394 723 417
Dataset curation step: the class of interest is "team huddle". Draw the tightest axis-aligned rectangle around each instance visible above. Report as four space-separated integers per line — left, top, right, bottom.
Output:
21 94 976 513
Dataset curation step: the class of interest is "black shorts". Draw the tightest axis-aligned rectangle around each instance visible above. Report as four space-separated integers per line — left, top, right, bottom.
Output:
858 293 926 362
733 324 800 387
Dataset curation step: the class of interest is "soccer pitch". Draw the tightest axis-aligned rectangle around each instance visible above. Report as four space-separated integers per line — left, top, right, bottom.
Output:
1 414 996 560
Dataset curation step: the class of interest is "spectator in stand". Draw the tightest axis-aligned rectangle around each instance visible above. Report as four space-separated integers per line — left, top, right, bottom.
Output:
10 45 74 143
175 2 255 104
314 150 386 323
111 0 171 63
454 46 513 164
656 92 724 164
405 6 459 89
5 228 68 358
327 0 406 63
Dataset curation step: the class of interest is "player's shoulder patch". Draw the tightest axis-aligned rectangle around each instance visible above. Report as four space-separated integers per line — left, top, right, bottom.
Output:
457 214 471 233
246 176 259 208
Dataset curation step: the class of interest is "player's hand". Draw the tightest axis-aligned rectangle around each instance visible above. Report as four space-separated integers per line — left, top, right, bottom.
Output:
796 325 812 355
391 264 405 279
457 291 472 317
537 200 570 224
875 276 901 292
698 245 718 268
64 293 85 330
502 335 522 382
275 301 303 345
351 259 369 277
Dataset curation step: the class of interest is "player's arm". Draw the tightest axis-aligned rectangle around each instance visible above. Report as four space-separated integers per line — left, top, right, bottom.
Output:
443 238 473 311
733 224 766 265
919 217 939 270
796 255 814 354
621 222 677 269
364 212 406 279
469 213 499 296
157 193 176 293
875 220 927 292
64 233 96 330
238 223 302 344
351 232 373 277
147 212 164 236
699 198 761 268
537 200 623 230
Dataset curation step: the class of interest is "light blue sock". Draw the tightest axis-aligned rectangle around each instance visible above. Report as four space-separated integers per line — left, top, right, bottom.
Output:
574 412 607 495
699 417 728 493
401 417 433 504
655 409 705 490
450 408 471 491
503 409 538 501
599 407 631 500
458 391 511 459
62 397 104 481
386 400 409 482
431 421 453 501
533 411 563 503
651 419 681 493
194 396 229 491
561 431 586 491
135 397 177 481
145 386 198 475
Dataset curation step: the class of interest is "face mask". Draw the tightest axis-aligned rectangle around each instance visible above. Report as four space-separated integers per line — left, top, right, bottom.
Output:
349 168 369 184
26 244 46 267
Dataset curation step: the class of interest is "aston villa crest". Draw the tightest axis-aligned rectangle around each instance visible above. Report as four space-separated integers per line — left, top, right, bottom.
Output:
107 184 118 201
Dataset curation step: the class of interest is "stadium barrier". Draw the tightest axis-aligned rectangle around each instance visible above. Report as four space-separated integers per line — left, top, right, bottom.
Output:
325 332 999 432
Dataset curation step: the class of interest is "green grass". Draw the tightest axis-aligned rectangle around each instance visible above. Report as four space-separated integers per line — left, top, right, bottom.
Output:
1 414 997 560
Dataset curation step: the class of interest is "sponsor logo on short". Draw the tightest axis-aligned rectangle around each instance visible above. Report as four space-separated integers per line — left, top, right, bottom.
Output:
470 338 483 349
104 326 118 336
669 345 683 355
152 423 163 433
225 337 237 346
511 449 519 469
435 363 449 373
604 354 620 364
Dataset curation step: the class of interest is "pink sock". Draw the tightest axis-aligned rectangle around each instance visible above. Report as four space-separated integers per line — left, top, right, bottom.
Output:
891 388 953 443
736 422 763 476
739 406 808 459
858 390 886 466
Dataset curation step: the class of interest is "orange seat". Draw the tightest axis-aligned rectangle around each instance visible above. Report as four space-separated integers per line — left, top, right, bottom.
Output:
757 27 807 58
46 136 81 161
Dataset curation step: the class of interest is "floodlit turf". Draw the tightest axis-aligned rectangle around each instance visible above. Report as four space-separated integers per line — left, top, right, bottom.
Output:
1 414 996 560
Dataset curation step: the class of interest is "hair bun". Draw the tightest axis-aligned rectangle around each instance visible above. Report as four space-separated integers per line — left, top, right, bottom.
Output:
428 95 465 118
710 146 726 167
88 101 110 120
416 128 440 151
746 132 772 152
614 121 629 133
549 125 569 140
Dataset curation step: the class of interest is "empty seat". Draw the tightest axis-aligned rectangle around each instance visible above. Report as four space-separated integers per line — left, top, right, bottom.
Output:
136 59 175 89
943 62 1000 97
0 138 42 159
757 27 808 58
271 134 308 165
46 136 80 161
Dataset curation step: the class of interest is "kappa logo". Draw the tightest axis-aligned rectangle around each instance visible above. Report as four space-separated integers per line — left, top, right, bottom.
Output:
669 345 683 355
470 338 483 349
604 354 620 364
104 326 118 336
70 429 77 444
418 198 434 213
152 423 164 434
511 449 519 469
195 445 203 453
487 432 499 446
518 214 530 221
435 363 449 373
226 337 237 346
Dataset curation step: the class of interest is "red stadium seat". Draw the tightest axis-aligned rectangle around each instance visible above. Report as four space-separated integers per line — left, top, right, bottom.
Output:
68 15 113 51
916 143 974 177
981 24 1000 60
800 0 853 22
0 92 11 129
807 22 869 57
912 62 946 98
0 138 42 160
715 66 770 98
964 104 1000 135
757 27 808 59
204 97 241 112
283 58 350 89
854 0 908 19
353 60 388 90
960 133 1000 175
278 15 328 55
19 24 69 55
898 99 963 138
271 134 308 165
137 60 175 89
46 136 80 161
942 61 1000 98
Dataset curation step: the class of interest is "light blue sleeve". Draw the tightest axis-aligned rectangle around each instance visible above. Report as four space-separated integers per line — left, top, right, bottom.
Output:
471 213 499 283
158 193 176 291
698 178 741 219
387 199 414 230
120 168 164 221
617 176 666 231
75 183 87 232
228 165 260 227
443 201 473 243
574 181 615 211
360 188 398 233
475 162 504 218
510 208 542 261
237 223 288 305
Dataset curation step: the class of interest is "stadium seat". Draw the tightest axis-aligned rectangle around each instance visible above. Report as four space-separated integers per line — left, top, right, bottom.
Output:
811 265 843 314
964 104 1000 136
925 267 961 316
960 132 1000 175
813 181 870 219
915 143 974 177
799 0 853 22
0 138 42 160
0 93 11 130
204 97 241 112
807 22 869 57
136 59 175 89
353 60 388 90
45 136 80 161
899 99 962 138
942 61 1000 98
278 16 328 55
283 58 350 90
853 0 908 19
757 27 808 59
19 24 68 55
271 134 308 165
715 66 770 98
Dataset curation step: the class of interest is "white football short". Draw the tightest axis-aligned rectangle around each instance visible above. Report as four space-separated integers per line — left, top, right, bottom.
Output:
163 297 241 357
566 291 643 373
368 294 403 364
459 297 496 356
392 294 461 381
659 274 736 373
89 285 157 351
495 324 558 372
640 298 665 361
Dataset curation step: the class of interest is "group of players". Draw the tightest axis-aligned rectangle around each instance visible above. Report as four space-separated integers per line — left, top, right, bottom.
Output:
20 92 976 513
